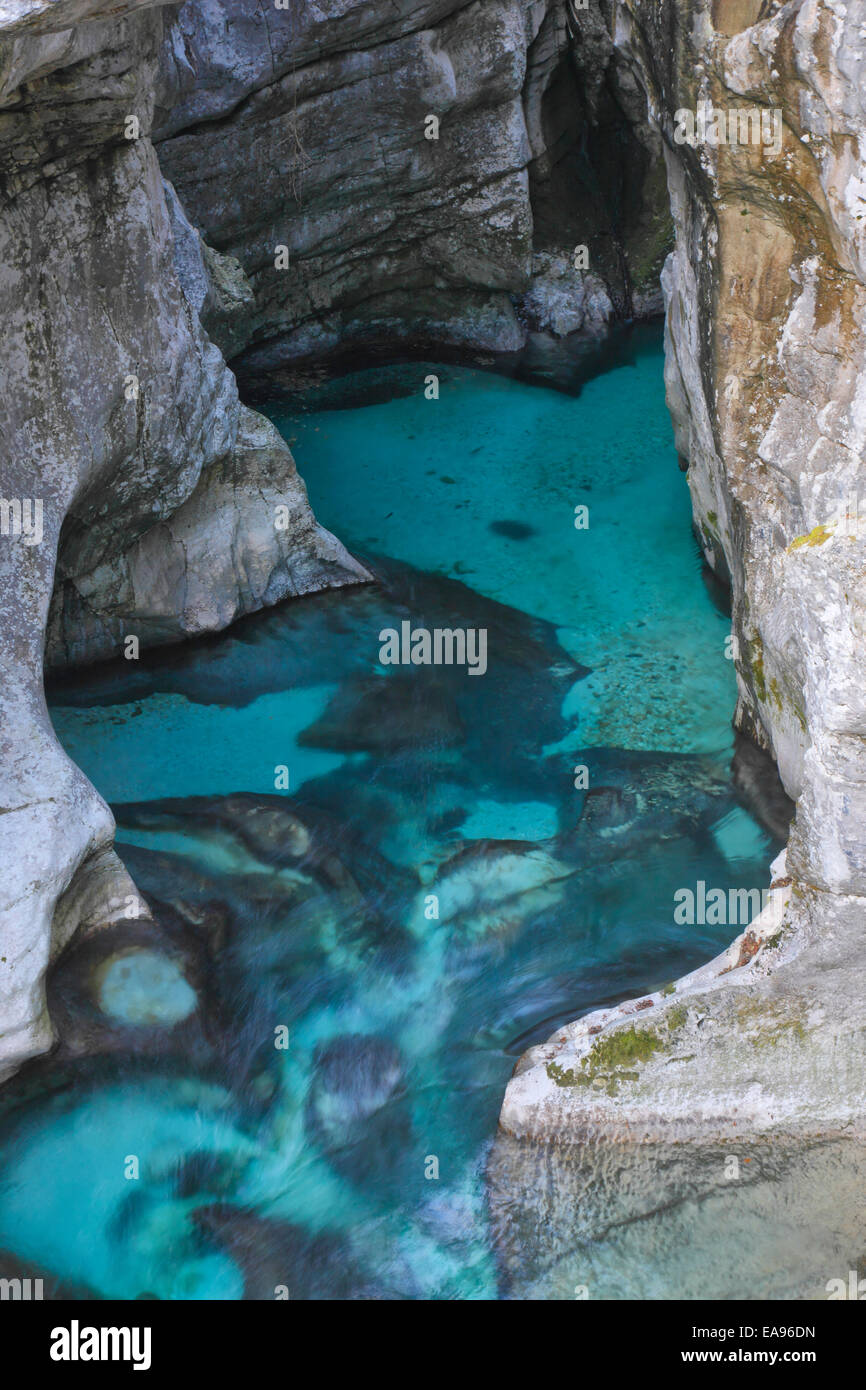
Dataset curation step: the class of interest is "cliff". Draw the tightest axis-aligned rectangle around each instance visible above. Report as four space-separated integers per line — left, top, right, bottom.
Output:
0 0 367 1081
501 0 866 1146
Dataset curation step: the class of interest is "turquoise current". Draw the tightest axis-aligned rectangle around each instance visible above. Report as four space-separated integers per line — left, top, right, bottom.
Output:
0 328 812 1300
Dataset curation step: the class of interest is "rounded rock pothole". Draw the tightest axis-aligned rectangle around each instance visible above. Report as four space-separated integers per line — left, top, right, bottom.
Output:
94 949 197 1027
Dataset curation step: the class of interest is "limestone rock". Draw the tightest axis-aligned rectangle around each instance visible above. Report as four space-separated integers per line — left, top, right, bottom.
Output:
46 405 370 668
518 252 614 337
499 0 866 1151
163 176 255 361
494 1 866 1164
0 0 367 1080
154 0 667 366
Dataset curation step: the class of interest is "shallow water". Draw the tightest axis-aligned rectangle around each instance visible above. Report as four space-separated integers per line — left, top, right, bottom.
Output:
0 329 811 1301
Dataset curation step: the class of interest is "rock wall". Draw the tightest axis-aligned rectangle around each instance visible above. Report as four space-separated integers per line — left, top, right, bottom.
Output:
153 0 670 370
0 0 366 1081
501 0 866 1146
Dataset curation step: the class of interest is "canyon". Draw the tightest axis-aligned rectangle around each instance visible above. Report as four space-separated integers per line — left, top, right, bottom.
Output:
0 0 863 1185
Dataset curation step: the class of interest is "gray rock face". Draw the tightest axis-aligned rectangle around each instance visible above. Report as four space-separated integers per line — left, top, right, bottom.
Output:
154 0 669 367
501 0 866 1148
154 0 538 362
0 0 366 1080
162 176 256 362
46 404 369 669
518 251 614 337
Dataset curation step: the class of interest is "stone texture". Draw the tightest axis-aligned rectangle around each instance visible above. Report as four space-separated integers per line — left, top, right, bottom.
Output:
501 0 866 1148
153 0 669 369
46 405 369 668
518 250 614 336
0 0 366 1080
0 0 668 1085
162 175 256 362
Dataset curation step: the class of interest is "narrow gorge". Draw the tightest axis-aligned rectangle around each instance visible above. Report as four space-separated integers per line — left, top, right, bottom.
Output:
0 0 864 1305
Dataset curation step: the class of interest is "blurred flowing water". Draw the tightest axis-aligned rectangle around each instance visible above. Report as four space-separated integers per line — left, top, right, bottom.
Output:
1 327 847 1302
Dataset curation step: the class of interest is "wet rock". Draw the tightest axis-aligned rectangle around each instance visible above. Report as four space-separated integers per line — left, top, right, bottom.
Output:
120 820 390 979
291 766 458 887
557 750 732 865
95 950 197 1028
116 795 365 905
302 1032 419 1195
306 1035 405 1155
111 838 378 1094
579 786 640 833
45 915 208 1063
410 840 574 942
299 674 464 753
191 1204 385 1300
207 794 312 864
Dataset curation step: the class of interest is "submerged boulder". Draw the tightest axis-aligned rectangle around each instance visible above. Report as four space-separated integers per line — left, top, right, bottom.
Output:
95 949 197 1028
409 839 575 943
45 913 207 1063
116 795 365 904
303 1033 415 1193
306 1034 404 1153
192 1204 384 1300
299 674 464 753
557 750 735 868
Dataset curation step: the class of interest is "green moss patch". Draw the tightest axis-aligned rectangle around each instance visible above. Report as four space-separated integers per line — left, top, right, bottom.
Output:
665 1004 689 1033
788 523 833 552
735 996 809 1049
545 1020 685 1097
748 634 767 703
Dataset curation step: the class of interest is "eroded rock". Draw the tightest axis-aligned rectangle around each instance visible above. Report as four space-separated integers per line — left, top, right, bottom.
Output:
0 0 368 1080
500 0 866 1150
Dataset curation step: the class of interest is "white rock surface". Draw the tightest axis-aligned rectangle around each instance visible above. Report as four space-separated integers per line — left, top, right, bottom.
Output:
0 0 367 1079
501 0 866 1146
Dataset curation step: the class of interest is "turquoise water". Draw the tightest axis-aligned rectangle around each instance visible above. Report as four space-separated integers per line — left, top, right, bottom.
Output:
273 349 731 753
0 332 793 1299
